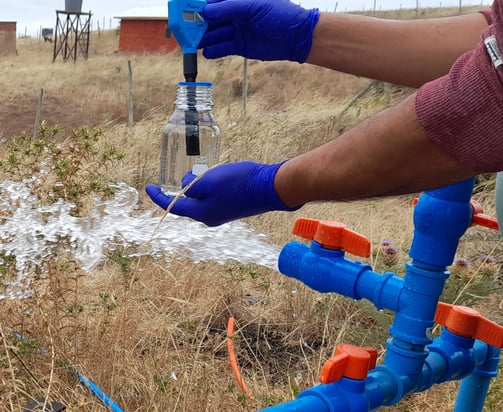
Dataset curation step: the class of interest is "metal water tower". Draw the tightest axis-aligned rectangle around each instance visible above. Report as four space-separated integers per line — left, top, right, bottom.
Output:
53 0 92 62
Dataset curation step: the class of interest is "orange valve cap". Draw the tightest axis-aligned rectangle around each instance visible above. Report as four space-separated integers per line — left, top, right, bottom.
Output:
319 344 378 384
435 302 503 348
292 218 371 258
470 199 499 231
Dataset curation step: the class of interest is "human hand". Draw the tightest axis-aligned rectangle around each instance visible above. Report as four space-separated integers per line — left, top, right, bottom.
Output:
199 0 320 63
146 161 300 227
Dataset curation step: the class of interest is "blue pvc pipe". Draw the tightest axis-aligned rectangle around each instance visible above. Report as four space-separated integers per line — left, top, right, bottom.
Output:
75 369 124 412
454 374 492 412
261 394 330 411
383 181 475 387
272 179 503 411
260 333 492 412
278 241 403 312
6 328 124 412
262 377 370 412
453 345 500 412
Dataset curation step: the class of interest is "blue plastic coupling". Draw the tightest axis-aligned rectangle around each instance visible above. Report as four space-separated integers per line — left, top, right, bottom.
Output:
388 261 449 347
409 179 475 267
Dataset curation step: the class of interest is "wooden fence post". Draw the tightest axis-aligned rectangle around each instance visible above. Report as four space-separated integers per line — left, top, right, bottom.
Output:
34 88 44 139
128 60 134 128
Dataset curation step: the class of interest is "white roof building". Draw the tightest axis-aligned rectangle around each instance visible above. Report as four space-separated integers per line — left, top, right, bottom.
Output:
115 6 167 20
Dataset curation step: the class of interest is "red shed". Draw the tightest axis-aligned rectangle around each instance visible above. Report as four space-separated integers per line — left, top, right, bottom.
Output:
0 21 16 56
116 7 179 53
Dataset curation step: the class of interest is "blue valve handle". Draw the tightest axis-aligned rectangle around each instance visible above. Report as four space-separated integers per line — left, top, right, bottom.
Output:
168 0 208 54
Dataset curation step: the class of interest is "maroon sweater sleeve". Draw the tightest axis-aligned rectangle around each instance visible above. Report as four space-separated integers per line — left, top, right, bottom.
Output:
415 1 503 172
480 9 492 24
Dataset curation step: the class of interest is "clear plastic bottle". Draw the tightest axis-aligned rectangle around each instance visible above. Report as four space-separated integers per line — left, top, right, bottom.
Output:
159 81 221 195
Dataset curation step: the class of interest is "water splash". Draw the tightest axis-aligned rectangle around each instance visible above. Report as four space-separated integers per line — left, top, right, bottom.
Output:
0 180 281 299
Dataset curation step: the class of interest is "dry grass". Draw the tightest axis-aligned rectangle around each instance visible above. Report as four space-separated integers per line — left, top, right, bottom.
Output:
1 6 502 412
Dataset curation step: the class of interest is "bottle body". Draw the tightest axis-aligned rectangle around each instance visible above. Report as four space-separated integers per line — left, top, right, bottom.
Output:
159 82 220 195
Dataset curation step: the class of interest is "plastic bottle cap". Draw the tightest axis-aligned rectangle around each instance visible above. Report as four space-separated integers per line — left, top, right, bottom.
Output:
192 164 209 176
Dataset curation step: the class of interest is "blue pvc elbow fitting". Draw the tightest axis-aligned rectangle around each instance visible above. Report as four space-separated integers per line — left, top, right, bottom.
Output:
278 240 404 313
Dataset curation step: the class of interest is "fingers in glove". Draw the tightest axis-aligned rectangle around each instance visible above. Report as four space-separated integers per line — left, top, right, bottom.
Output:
199 25 235 49
145 184 204 221
146 184 173 210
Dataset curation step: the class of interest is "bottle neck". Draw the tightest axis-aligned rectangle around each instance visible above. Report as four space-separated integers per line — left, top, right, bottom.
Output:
175 81 214 112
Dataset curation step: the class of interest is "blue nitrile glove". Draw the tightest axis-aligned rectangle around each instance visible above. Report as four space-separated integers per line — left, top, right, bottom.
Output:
146 161 300 227
199 0 320 63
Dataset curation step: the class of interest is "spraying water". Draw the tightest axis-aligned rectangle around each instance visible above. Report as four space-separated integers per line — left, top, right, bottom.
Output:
0 180 281 299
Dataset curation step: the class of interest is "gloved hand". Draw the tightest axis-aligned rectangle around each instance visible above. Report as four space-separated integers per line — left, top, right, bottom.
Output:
146 161 300 227
199 0 320 63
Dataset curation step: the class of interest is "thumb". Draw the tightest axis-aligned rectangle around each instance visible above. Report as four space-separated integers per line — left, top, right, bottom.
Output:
146 184 202 221
146 184 172 209
181 172 197 188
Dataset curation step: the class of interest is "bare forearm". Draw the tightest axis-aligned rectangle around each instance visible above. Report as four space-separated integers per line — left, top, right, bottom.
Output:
274 94 476 207
306 12 488 87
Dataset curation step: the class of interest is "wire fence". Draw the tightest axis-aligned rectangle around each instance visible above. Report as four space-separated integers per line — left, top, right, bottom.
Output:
18 15 119 40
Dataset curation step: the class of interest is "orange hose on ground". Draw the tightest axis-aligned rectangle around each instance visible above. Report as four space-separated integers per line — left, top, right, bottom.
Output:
227 317 253 399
